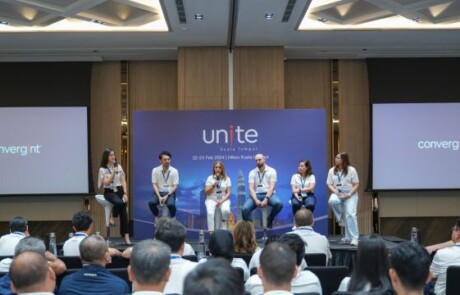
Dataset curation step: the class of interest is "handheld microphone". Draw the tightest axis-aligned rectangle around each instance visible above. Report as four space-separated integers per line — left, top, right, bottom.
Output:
113 161 119 174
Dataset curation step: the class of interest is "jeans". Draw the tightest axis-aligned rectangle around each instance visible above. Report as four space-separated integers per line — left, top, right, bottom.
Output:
291 193 316 215
149 192 176 218
242 193 283 222
328 193 359 240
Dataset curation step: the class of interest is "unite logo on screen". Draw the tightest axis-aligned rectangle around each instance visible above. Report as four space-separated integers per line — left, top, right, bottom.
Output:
417 139 459 151
202 125 258 145
0 144 42 156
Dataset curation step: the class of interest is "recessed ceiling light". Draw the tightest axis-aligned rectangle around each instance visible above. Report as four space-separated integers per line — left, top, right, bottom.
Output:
195 14 203 20
0 20 9 25
265 13 274 20
91 19 105 25
411 16 422 23
317 18 328 23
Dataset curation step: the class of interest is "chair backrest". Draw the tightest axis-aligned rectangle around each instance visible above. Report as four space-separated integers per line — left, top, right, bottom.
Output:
446 265 460 295
182 255 198 262
306 266 349 295
304 253 327 267
234 266 245 282
59 256 82 269
107 256 130 268
234 253 253 267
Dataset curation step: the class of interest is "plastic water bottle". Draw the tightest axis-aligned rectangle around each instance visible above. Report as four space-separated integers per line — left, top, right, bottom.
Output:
197 230 206 261
410 227 418 244
49 232 57 256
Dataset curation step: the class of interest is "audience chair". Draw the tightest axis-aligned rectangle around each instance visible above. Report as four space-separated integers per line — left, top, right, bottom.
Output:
234 253 253 267
234 266 245 282
250 267 257 276
446 265 460 295
95 194 114 244
213 207 228 230
182 255 198 262
304 253 327 267
59 256 82 269
306 266 349 295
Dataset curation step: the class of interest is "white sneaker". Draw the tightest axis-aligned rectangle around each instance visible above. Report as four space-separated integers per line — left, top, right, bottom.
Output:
350 239 359 246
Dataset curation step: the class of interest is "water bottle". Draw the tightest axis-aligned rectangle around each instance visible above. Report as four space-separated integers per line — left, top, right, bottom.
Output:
49 232 57 256
410 227 418 244
197 230 206 261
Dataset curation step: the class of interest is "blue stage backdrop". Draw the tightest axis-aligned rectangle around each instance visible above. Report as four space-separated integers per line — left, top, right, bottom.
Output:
132 109 327 240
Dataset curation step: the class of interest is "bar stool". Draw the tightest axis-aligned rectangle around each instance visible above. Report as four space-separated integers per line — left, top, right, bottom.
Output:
95 194 113 245
260 207 269 240
213 207 228 230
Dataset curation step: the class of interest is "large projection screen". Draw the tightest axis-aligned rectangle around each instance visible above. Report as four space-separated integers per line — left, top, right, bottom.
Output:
372 103 460 190
0 107 89 195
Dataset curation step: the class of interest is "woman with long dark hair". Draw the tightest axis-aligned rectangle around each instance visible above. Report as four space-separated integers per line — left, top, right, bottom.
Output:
327 152 360 246
290 160 316 215
338 234 393 294
98 148 131 245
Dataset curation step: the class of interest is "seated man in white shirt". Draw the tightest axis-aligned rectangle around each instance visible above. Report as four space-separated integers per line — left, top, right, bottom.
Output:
288 208 332 263
245 234 322 295
63 211 93 256
0 216 29 256
430 218 460 295
128 239 171 295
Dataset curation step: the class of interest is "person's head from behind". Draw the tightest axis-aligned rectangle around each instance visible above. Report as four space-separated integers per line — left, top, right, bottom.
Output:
10 251 55 293
348 234 391 292
154 218 186 254
14 237 46 257
258 242 297 291
209 230 234 262
79 235 109 265
233 220 257 254
278 233 305 267
128 239 171 292
72 211 93 233
294 208 314 227
184 257 244 295
9 216 28 233
389 242 431 294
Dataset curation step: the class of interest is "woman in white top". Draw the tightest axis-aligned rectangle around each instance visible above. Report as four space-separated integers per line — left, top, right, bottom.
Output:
98 148 131 245
290 160 316 215
205 161 231 232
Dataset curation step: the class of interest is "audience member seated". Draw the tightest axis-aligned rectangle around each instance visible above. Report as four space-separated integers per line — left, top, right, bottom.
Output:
10 251 56 295
430 218 460 295
0 237 66 295
248 235 279 271
0 216 29 256
256 241 298 295
389 242 431 295
63 211 93 256
58 235 129 295
207 230 250 281
288 208 332 262
233 221 259 255
245 234 322 295
337 234 393 294
184 257 245 295
128 239 171 295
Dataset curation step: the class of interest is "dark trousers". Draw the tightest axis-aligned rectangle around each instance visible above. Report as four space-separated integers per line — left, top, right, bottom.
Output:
104 187 129 236
148 192 176 218
291 193 316 215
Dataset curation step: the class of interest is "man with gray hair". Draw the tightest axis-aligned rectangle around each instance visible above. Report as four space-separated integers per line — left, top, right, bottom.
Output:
10 251 56 294
0 216 29 256
58 235 129 295
128 239 171 294
0 237 66 295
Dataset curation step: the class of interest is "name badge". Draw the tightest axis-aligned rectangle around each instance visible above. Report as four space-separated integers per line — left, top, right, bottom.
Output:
216 191 222 200
336 184 342 187
161 184 169 193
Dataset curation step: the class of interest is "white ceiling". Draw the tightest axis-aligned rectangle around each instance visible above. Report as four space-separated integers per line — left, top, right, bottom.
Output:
0 0 460 61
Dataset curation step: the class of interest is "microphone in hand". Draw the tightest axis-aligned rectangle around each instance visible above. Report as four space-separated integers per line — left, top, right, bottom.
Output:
113 161 119 174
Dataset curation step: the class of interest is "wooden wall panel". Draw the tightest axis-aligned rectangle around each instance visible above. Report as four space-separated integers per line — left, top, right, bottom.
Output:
129 61 178 111
338 60 372 234
178 47 228 110
234 47 284 109
90 61 122 234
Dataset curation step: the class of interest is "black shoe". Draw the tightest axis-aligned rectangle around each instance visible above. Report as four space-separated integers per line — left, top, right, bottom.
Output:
267 218 274 229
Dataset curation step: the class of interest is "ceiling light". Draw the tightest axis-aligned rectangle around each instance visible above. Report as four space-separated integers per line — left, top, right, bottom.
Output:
195 14 203 20
91 19 105 25
411 16 422 23
317 18 328 23
265 13 274 20
0 21 9 25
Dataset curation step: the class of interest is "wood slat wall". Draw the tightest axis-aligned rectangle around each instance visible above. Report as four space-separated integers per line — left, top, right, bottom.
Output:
90 61 122 234
338 60 372 234
234 47 285 109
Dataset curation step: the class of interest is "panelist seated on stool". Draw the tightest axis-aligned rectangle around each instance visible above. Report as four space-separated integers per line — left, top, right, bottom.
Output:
205 161 232 233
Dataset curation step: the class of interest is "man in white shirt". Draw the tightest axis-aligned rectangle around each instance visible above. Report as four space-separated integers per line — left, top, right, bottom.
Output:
288 208 332 263
0 216 29 256
149 151 179 221
242 154 283 229
10 251 56 295
155 219 197 294
246 234 322 295
430 218 460 295
389 242 431 295
128 239 171 295
63 211 93 256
